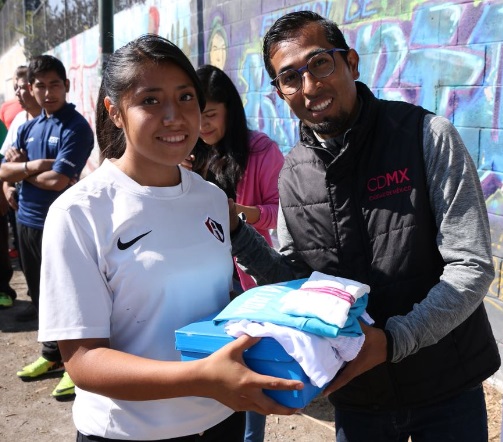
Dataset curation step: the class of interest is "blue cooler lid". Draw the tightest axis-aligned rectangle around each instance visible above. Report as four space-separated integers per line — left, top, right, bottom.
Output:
175 314 294 362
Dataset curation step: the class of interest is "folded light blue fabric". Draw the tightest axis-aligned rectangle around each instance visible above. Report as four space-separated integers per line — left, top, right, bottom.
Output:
213 278 368 338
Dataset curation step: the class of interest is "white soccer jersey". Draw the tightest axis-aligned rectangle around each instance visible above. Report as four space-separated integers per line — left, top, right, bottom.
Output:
39 159 234 439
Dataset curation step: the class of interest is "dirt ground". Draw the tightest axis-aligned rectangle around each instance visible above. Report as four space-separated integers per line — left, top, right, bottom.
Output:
0 268 501 442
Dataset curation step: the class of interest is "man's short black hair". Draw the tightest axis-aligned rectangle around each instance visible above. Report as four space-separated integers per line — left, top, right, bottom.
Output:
263 11 349 79
27 55 67 84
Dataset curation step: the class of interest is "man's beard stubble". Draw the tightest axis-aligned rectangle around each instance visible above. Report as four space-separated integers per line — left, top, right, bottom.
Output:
305 110 352 137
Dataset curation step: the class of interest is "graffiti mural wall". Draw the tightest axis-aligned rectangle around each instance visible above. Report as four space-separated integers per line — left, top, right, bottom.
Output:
1 0 503 297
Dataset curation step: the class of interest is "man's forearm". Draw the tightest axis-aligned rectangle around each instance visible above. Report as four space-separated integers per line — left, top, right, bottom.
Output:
232 221 301 285
25 169 70 191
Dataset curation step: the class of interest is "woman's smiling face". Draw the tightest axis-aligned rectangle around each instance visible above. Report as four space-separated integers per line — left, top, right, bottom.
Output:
200 101 227 146
106 61 201 186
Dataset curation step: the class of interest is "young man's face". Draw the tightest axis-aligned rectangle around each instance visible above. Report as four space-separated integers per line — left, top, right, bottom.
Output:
29 71 69 115
269 22 360 139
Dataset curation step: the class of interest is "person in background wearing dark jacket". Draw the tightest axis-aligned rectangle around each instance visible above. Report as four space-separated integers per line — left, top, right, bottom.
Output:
229 11 500 442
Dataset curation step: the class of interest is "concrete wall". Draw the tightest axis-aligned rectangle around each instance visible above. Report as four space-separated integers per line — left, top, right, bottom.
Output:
1 0 503 299
0 41 27 101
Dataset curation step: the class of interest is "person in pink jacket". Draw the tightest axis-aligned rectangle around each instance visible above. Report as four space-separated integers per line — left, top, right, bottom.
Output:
184 64 284 442
190 65 284 293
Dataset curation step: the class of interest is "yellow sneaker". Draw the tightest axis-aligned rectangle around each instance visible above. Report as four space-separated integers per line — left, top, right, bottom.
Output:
52 372 75 401
17 356 64 380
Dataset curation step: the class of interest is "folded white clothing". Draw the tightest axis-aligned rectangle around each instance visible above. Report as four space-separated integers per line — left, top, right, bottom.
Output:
280 288 352 328
326 334 366 362
307 271 370 300
279 272 371 328
225 319 365 388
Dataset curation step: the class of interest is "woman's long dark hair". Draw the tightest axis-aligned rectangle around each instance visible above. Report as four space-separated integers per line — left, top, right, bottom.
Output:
196 64 249 199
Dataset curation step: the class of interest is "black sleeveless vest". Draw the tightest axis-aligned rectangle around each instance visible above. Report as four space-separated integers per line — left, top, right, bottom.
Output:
279 82 500 410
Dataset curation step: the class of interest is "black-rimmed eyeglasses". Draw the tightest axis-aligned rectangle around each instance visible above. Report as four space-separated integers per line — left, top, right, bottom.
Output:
270 48 348 95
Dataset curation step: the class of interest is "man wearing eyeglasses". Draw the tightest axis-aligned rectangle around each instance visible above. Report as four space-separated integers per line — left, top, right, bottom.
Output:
229 10 500 442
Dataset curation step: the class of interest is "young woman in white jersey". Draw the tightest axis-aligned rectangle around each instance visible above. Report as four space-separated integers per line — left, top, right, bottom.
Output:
37 34 303 442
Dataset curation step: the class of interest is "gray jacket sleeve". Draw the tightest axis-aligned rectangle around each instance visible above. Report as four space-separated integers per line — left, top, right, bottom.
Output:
231 206 310 285
386 114 495 362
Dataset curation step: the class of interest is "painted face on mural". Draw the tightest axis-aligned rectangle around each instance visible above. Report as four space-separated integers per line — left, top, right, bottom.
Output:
200 101 227 146
269 22 360 140
209 31 227 70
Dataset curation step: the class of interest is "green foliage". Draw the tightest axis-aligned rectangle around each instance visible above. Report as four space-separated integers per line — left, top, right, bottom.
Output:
20 0 145 59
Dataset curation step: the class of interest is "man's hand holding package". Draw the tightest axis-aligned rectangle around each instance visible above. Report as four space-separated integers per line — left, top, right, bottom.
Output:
323 322 387 396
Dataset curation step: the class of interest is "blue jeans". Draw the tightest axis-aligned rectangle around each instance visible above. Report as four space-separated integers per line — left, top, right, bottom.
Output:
335 384 488 442
244 411 265 442
233 278 266 442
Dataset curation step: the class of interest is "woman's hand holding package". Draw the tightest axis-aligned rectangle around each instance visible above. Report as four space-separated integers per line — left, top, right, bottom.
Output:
200 334 304 415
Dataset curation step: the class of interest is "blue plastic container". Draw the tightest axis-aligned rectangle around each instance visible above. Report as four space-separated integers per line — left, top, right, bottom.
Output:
175 314 323 408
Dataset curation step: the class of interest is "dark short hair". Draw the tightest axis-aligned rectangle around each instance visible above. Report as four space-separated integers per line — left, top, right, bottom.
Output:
27 55 67 84
263 11 350 79
14 65 28 80
96 34 206 160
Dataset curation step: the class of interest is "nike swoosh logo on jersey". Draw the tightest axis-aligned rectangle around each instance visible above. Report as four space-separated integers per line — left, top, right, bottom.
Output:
117 230 152 250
